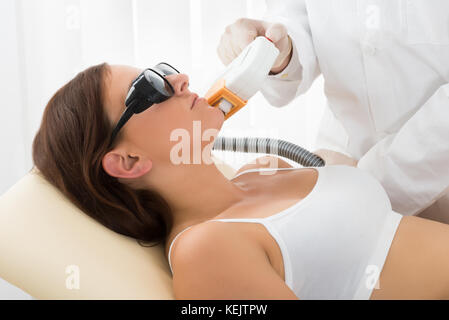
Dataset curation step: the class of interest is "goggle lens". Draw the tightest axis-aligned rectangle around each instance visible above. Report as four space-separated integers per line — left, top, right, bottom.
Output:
110 62 181 146
144 69 174 97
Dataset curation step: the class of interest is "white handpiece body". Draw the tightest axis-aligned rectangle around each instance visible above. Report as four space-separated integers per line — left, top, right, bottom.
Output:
205 36 280 118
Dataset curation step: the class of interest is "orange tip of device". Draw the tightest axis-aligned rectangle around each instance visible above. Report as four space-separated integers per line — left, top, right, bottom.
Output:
205 78 247 120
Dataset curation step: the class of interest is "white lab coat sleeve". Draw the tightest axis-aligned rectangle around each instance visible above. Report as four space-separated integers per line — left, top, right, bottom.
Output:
357 83 449 216
259 0 320 107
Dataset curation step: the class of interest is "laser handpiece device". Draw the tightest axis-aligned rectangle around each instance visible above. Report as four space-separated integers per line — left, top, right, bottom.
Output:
206 36 326 167
205 36 280 119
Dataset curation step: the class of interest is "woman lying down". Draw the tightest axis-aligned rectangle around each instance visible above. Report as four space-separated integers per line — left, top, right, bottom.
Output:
32 63 449 300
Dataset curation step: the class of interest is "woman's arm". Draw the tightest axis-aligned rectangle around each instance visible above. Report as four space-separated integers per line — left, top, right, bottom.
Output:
171 222 299 300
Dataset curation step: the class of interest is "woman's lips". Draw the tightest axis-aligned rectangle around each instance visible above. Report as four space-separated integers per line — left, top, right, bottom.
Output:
191 95 215 111
191 95 208 110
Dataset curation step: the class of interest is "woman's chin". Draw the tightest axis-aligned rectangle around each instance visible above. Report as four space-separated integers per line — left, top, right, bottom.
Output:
195 99 226 129
214 108 226 131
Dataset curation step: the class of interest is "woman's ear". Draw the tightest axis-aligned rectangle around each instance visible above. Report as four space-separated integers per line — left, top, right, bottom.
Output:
102 150 153 179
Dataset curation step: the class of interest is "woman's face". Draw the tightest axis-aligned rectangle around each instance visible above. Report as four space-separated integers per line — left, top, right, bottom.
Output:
103 64 225 170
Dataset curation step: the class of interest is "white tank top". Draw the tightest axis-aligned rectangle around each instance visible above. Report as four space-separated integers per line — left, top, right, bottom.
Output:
167 165 403 299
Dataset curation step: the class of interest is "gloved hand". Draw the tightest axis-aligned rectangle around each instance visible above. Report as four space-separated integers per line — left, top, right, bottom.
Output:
217 18 293 74
314 149 359 167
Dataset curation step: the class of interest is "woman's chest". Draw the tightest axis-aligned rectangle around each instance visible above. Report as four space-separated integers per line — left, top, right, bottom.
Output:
217 169 320 282
224 169 319 220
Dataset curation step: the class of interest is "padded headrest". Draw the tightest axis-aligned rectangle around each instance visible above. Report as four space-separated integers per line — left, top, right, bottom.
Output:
0 156 236 299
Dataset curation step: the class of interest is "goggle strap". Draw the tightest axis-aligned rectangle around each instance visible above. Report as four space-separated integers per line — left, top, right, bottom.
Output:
109 100 138 145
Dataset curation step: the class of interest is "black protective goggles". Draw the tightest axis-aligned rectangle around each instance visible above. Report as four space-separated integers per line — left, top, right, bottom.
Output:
109 62 180 146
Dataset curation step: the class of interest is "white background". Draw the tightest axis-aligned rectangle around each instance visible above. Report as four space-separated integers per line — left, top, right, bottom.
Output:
0 0 329 299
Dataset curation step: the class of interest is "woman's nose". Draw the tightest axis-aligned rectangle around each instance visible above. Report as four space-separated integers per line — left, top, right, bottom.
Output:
166 73 190 96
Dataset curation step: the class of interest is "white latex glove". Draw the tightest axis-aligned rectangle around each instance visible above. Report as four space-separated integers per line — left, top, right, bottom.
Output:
314 149 359 167
217 18 293 74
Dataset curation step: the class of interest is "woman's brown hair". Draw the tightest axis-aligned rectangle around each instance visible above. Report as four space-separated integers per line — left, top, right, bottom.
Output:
32 63 172 247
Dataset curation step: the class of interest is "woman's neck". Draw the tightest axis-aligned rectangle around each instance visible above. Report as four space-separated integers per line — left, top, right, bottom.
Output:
144 159 251 232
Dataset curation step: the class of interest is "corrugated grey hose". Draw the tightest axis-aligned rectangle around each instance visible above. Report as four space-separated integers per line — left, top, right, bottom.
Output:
212 137 326 167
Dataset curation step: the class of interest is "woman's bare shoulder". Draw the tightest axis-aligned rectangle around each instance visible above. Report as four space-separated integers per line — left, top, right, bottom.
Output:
169 220 297 299
170 220 254 259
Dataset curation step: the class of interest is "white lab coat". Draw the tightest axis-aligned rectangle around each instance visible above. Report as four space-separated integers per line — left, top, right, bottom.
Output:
260 0 449 219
